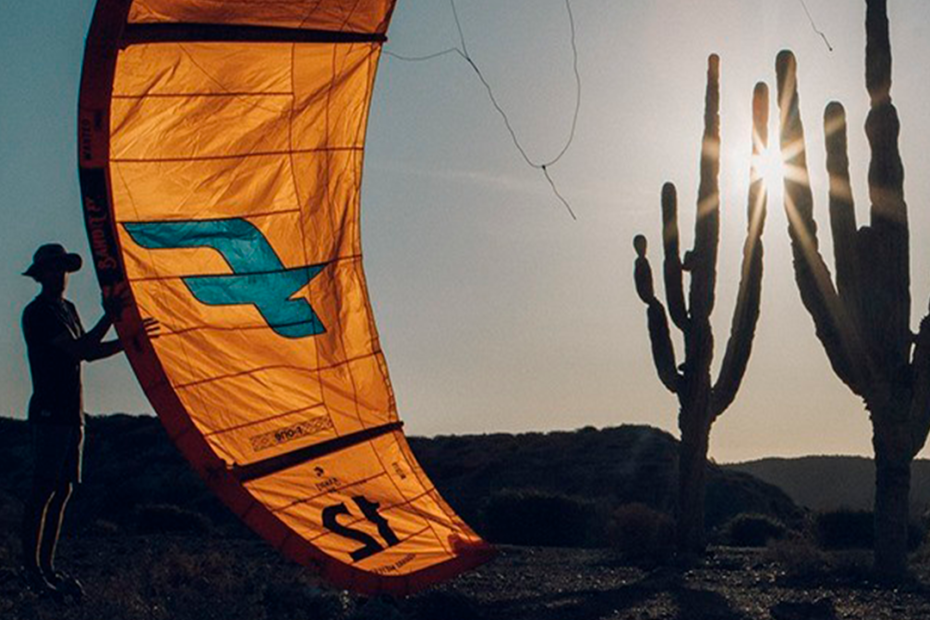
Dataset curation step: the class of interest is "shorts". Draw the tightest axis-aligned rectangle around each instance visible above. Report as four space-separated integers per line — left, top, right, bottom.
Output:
32 423 84 485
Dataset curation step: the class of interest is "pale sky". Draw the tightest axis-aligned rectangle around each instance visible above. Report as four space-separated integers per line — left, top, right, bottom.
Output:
2 1 930 462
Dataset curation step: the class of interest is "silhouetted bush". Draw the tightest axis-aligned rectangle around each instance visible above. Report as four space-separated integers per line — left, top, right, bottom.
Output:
814 509 867 551
482 490 593 547
815 508 925 551
815 509 873 550
607 503 675 563
763 535 830 579
724 513 787 547
135 503 212 536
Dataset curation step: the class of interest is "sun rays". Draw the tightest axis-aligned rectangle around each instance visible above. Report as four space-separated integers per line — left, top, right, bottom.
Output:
751 143 785 195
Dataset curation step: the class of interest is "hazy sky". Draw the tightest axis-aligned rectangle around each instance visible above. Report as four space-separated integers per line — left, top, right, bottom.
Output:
2 1 930 462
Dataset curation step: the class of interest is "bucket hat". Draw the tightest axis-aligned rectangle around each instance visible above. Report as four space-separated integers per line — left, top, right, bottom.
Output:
23 244 83 278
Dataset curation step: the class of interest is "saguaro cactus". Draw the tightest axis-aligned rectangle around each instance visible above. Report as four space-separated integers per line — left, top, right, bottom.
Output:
776 0 930 577
633 56 769 554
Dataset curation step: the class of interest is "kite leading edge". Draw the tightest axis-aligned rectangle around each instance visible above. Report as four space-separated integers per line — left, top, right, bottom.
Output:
77 0 493 595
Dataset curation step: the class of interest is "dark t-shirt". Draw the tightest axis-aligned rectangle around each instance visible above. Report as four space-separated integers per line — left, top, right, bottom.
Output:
22 296 85 426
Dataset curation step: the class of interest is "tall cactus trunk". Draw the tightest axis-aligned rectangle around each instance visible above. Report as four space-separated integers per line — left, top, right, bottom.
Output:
873 417 913 577
874 456 911 577
677 397 711 555
775 0 930 579
632 58 767 558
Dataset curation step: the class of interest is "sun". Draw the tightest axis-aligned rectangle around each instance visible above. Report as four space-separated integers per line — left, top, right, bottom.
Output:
722 140 783 219
751 143 785 192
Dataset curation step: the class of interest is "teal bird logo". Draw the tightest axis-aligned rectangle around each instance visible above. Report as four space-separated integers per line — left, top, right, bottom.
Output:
124 218 326 339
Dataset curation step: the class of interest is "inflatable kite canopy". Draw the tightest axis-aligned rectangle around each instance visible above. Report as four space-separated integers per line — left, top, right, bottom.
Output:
78 0 492 595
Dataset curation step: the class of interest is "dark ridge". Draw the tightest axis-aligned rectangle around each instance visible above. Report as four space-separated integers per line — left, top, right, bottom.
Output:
0 415 802 542
725 456 930 514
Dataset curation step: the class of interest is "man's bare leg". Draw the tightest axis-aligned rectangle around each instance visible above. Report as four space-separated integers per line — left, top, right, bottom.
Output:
20 480 59 594
38 483 72 575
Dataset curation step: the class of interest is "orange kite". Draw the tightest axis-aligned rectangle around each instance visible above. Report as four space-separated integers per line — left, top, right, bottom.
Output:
78 0 492 594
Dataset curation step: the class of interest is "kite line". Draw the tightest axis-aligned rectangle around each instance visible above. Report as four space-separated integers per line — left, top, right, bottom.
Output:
385 0 581 220
799 0 834 52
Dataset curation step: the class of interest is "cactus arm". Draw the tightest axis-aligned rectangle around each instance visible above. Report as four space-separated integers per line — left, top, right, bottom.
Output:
711 83 769 417
865 0 911 372
634 236 682 394
776 51 869 396
662 183 689 331
689 54 721 324
647 302 681 395
824 102 862 330
908 316 930 457
634 235 656 303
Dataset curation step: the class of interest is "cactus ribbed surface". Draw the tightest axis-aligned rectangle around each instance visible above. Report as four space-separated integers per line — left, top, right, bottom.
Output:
633 56 768 555
776 0 930 577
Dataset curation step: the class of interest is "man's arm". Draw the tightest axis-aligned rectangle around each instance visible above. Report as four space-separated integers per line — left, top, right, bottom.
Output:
50 316 121 362
52 316 159 362
50 288 124 361
48 290 159 362
85 313 114 345
83 338 123 361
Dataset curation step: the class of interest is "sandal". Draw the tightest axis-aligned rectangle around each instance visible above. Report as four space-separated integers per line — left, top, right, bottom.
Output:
45 570 84 600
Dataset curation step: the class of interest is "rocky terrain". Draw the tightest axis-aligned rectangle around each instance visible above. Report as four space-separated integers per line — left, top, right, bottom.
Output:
2 537 930 619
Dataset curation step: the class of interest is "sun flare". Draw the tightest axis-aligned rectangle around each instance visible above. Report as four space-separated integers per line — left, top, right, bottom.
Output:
751 145 785 192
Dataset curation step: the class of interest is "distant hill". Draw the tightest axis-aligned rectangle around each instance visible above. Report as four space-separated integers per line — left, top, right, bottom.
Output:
408 425 803 532
724 456 930 514
0 416 802 545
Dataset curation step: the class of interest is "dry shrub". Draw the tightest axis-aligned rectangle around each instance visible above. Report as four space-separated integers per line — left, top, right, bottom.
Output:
482 490 593 547
764 535 830 579
724 513 787 547
814 509 873 550
814 508 925 551
607 503 675 563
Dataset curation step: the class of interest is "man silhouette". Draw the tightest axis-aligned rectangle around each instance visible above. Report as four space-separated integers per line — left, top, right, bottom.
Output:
19 243 154 598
